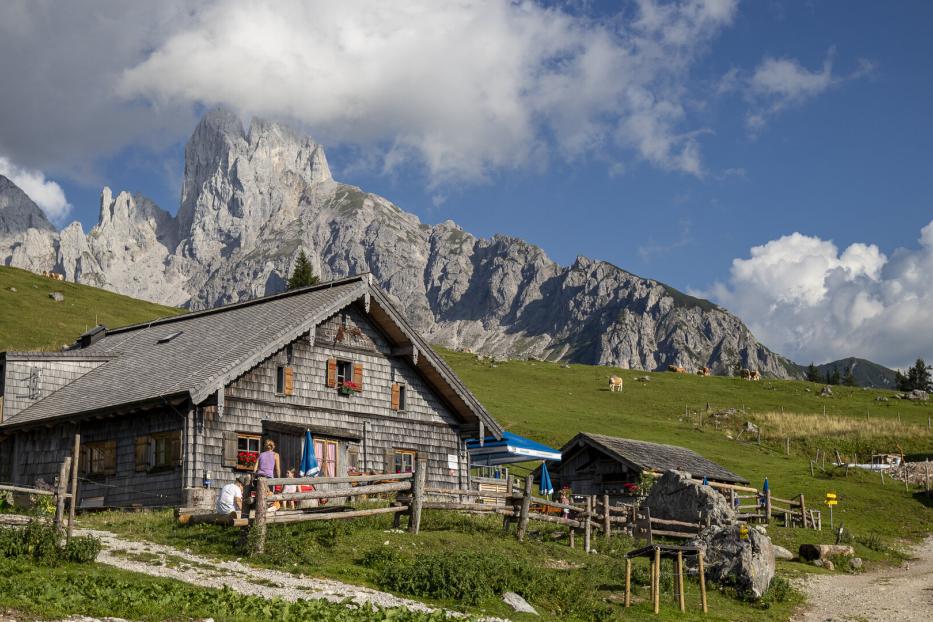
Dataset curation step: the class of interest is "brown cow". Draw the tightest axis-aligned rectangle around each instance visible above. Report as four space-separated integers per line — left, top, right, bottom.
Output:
740 368 752 380
667 365 687 373
697 367 711 377
749 370 761 381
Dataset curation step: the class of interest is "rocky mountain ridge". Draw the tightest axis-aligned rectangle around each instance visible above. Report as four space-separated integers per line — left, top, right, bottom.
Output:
0 109 799 377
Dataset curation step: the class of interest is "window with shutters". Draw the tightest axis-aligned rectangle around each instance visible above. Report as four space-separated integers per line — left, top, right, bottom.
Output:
391 449 416 474
275 366 295 396
152 431 182 469
390 383 407 411
81 440 117 476
336 360 351 385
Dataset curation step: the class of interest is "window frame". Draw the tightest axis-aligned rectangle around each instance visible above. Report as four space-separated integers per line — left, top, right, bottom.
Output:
314 437 340 477
335 359 352 385
151 431 181 470
275 365 286 395
81 440 117 477
397 384 407 411
392 449 416 474
235 433 262 470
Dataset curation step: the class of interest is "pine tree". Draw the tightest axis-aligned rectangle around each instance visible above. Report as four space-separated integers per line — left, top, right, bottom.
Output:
895 369 911 392
287 250 319 290
830 367 841 386
842 366 857 387
805 362 821 383
907 358 932 391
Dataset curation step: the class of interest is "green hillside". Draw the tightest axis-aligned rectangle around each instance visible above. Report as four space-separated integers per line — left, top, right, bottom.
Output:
440 350 933 543
0 266 184 351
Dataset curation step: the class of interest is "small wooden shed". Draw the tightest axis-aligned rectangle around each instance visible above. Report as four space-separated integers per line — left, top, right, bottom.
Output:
551 432 748 499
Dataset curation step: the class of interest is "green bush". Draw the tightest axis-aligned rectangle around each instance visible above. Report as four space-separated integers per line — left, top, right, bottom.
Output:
63 535 102 563
856 532 886 552
759 575 791 608
0 520 99 565
359 546 402 570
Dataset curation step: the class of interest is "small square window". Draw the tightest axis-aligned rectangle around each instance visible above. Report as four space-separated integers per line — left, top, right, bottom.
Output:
236 434 261 470
392 450 416 474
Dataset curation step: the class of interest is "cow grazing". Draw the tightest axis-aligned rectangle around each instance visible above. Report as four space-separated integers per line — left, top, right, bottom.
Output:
739 368 751 380
697 367 711 377
749 370 761 381
667 365 687 373
39 270 64 281
609 376 624 392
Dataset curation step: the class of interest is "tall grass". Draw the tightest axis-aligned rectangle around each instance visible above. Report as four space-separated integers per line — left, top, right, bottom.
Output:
749 411 932 444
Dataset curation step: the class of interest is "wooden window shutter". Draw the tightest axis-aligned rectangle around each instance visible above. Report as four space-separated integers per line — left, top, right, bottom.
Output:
390 383 400 411
223 431 238 468
326 358 337 388
353 362 364 389
284 366 294 396
103 440 117 476
134 436 150 472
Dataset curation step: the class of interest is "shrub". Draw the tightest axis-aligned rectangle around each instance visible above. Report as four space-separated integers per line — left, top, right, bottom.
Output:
759 575 792 608
856 533 886 552
0 520 100 565
359 546 402 570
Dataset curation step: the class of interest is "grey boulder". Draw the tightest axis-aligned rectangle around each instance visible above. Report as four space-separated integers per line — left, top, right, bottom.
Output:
643 470 736 527
690 524 775 600
502 591 537 615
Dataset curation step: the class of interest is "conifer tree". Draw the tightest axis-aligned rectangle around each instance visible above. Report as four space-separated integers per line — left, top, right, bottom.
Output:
805 362 821 383
842 366 857 387
287 250 319 290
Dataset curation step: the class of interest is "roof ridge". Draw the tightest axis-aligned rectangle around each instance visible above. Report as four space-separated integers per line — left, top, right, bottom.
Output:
104 274 369 336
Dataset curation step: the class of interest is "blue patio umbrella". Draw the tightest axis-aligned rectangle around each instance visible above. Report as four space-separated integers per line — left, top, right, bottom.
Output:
762 477 769 493
539 462 554 497
299 430 320 477
702 476 709 486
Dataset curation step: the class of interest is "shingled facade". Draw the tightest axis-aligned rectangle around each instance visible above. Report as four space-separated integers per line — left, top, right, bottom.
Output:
0 275 502 508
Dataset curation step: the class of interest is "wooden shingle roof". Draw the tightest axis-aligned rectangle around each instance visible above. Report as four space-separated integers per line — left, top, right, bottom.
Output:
1 275 502 437
564 432 748 484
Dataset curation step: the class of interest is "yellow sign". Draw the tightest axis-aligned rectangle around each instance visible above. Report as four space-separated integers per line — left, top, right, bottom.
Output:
826 500 838 506
739 525 749 540
826 492 837 500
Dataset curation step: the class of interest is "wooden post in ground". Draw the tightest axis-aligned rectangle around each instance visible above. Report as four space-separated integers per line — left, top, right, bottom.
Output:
799 494 808 529
53 456 71 539
583 495 592 553
516 473 533 542
925 459 930 498
602 493 611 541
765 487 772 522
880 468 885 486
676 550 685 612
251 476 268 555
698 551 708 613
653 546 661 614
624 558 632 607
645 506 653 546
67 434 80 541
568 525 575 548
409 457 427 534
809 460 815 477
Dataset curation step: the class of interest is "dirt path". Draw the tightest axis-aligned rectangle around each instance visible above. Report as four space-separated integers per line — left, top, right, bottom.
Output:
792 536 933 622
84 527 484 617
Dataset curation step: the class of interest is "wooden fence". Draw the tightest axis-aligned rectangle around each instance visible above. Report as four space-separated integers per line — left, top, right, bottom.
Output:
690 478 821 530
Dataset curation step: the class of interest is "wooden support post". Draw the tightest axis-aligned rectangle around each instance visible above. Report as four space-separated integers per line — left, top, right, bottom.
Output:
645 506 653 546
53 456 71 539
409 456 427 534
251 476 267 555
698 551 708 613
799 494 808 529
676 550 685 613
67 434 80 541
568 525 575 548
624 558 632 607
880 468 885 486
603 493 611 540
809 460 815 477
653 546 661 614
583 496 592 553
516 474 533 542
765 488 772 522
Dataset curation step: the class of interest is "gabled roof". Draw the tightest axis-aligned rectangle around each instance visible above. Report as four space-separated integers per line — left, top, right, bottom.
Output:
563 432 748 484
1 275 502 437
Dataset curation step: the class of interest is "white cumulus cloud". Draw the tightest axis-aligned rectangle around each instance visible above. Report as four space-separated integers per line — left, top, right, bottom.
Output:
0 156 72 223
705 221 933 369
116 0 737 183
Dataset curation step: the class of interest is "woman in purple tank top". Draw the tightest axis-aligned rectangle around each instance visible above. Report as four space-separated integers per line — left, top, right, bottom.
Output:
254 439 281 479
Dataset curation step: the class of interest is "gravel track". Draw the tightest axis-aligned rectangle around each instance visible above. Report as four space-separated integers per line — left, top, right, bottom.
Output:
792 536 933 622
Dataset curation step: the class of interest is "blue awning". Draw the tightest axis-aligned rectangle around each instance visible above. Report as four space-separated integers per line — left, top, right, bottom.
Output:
466 431 562 466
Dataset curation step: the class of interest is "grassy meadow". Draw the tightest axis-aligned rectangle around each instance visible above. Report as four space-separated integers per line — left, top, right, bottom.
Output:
0 266 183 351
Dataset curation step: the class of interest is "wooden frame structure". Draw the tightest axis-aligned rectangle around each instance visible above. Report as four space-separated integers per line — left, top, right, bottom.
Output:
625 544 707 615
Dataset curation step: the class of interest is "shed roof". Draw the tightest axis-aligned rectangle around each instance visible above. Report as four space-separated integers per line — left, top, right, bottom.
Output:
1 275 502 437
563 432 748 484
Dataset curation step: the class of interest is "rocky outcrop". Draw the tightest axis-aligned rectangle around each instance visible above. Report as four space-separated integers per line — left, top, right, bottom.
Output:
643 470 736 527
691 524 775 599
0 110 800 375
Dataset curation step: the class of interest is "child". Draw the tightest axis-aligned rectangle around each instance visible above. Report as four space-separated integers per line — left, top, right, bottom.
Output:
282 468 298 510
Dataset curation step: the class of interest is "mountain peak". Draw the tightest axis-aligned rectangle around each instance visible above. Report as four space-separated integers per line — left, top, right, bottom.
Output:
0 174 56 236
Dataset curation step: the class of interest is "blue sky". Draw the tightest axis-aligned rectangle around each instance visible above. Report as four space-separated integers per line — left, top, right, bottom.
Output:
1 1 931 367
